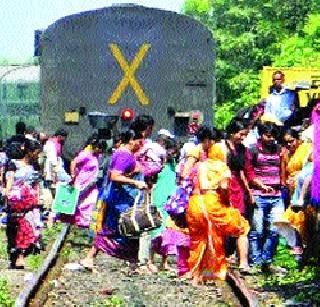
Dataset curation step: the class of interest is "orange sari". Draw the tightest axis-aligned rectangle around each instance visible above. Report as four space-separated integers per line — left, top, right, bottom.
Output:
186 145 249 281
280 142 312 236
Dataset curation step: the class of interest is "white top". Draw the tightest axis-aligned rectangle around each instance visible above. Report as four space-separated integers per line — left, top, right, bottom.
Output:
243 126 259 149
43 140 60 181
301 125 314 143
179 142 196 162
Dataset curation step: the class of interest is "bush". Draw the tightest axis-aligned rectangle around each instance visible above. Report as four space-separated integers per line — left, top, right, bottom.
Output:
0 279 14 307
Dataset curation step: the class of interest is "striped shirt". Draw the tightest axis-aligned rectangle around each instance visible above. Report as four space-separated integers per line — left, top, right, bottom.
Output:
251 141 281 196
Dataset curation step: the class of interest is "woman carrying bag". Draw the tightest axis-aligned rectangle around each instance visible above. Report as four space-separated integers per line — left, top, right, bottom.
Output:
80 129 146 273
59 134 103 228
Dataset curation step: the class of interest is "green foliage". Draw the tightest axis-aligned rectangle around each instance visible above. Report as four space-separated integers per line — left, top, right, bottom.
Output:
42 223 63 246
214 102 235 130
273 14 320 68
183 0 209 15
0 279 14 307
23 223 63 271
26 253 44 271
60 243 79 262
0 243 6 260
0 229 7 260
91 295 124 307
183 0 320 128
259 238 320 304
294 286 320 304
272 237 298 270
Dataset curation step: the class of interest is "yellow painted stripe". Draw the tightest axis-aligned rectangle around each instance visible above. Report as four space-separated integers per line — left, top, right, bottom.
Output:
108 43 151 105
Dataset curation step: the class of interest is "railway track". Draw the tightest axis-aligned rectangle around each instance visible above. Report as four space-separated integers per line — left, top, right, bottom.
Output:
12 224 257 307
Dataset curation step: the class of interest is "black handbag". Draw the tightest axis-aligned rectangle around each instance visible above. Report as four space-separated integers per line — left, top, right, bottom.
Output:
118 190 162 237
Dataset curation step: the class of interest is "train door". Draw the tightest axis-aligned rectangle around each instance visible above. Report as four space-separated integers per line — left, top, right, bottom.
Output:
174 111 203 140
174 113 190 138
88 112 119 140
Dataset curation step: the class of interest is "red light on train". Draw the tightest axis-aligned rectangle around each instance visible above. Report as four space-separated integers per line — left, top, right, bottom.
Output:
120 108 135 121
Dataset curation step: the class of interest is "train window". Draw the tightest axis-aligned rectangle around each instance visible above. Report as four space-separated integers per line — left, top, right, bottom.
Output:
2 84 6 99
16 84 27 101
174 116 189 137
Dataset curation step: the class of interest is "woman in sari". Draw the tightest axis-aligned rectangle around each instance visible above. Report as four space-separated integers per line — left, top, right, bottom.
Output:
181 126 214 179
304 99 320 263
166 126 215 223
80 130 146 272
61 134 103 227
186 144 250 285
164 126 215 277
277 105 317 263
151 137 195 275
281 128 313 197
278 129 313 254
225 120 256 274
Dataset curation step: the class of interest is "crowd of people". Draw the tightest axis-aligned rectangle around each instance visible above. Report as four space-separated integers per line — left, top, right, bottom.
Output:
0 70 319 288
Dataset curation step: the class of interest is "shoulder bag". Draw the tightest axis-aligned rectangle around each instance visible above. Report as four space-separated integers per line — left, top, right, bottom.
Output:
118 189 162 237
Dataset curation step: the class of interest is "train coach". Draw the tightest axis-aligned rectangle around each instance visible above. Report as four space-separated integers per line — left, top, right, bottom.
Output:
40 4 215 158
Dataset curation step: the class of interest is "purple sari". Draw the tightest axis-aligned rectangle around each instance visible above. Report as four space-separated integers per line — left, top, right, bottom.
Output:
94 149 140 262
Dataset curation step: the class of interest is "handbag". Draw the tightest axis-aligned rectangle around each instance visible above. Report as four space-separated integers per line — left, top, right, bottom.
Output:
52 183 80 215
118 190 162 237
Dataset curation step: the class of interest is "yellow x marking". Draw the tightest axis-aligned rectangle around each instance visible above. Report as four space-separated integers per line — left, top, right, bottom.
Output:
108 43 151 105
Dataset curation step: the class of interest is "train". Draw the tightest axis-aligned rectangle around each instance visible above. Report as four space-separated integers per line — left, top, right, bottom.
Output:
40 4 215 158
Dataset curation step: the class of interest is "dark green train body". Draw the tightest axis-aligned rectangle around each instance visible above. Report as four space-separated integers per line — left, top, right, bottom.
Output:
40 4 215 158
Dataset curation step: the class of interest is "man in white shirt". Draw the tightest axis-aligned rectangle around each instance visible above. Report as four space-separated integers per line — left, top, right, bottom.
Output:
43 128 68 187
43 128 69 226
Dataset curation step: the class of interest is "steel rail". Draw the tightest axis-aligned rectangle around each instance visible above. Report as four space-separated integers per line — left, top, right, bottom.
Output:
15 223 70 307
16 224 258 307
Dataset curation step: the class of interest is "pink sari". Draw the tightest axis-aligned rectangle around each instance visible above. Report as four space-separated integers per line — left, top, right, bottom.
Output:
61 149 99 227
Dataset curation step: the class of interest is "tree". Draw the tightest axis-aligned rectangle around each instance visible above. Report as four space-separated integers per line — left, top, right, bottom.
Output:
183 0 320 128
273 14 320 68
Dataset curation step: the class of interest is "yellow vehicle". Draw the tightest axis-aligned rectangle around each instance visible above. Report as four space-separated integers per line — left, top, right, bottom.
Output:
261 66 320 107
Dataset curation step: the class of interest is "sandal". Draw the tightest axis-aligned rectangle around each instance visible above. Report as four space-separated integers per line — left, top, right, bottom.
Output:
147 263 159 273
161 264 176 274
79 259 95 272
180 271 192 279
14 265 25 270
15 258 25 270
136 265 153 275
239 267 253 276
126 270 139 277
100 288 118 295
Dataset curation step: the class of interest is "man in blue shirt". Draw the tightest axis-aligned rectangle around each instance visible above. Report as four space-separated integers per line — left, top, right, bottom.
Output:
264 71 299 126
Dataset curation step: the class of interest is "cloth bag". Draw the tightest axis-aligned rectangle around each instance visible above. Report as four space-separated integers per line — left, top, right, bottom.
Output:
52 183 80 215
118 190 162 237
